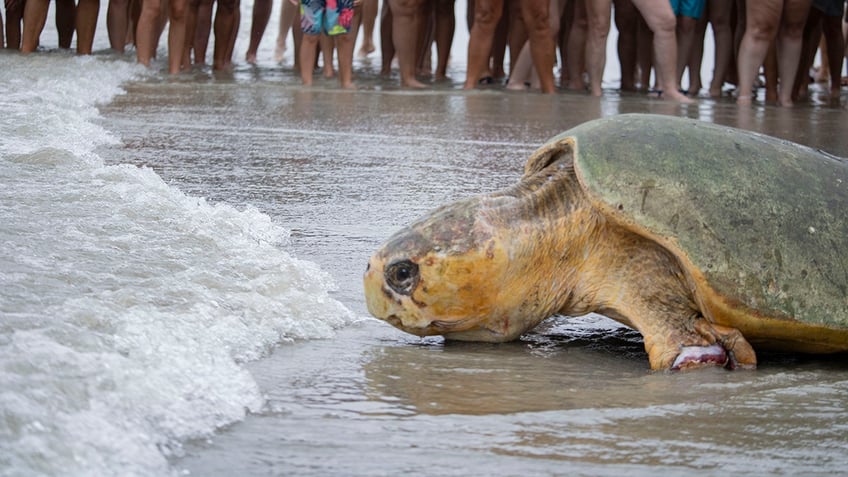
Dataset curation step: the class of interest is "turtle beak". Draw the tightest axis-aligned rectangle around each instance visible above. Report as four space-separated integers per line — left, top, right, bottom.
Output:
364 255 388 319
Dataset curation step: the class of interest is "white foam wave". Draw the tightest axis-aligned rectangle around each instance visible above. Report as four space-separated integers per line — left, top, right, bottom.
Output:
0 54 353 475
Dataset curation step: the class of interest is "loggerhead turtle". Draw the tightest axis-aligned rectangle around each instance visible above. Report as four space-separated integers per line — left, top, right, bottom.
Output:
363 114 848 371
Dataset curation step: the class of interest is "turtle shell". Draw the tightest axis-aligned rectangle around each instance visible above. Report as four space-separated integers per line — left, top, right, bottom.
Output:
554 114 848 350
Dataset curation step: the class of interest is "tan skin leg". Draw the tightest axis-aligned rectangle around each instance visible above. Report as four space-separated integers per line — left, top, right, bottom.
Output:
706 0 733 97
632 0 693 103
21 0 48 53
565 0 588 91
274 0 297 63
335 5 360 89
108 0 131 52
166 0 188 72
517 0 555 93
245 0 272 64
136 0 161 65
584 0 611 96
464 0 502 89
357 0 377 56
212 0 238 70
320 33 335 77
75 0 100 54
388 0 427 88
737 0 812 106
192 0 213 64
299 33 320 85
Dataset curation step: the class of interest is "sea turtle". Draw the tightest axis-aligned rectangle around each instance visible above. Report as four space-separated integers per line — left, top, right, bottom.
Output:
363 114 848 371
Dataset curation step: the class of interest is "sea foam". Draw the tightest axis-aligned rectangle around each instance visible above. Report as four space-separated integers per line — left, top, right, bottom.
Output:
0 54 353 476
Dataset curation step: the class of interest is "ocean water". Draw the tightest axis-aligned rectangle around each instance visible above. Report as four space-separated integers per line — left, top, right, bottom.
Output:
0 53 353 476
4 3 848 477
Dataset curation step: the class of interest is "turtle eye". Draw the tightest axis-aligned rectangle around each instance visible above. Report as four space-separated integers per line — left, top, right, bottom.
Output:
385 260 419 295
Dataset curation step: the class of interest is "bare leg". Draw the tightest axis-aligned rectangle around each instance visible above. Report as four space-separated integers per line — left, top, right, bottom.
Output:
464 0 503 88
389 0 427 88
75 0 99 54
686 13 708 95
193 0 213 64
380 1 394 74
821 13 844 97
736 0 780 104
5 0 25 49
212 0 238 69
21 0 49 52
336 9 360 88
166 0 187 72
136 0 162 64
245 0 271 63
55 0 76 49
614 0 638 91
275 0 297 62
675 15 697 92
636 12 653 89
108 0 131 51
707 0 733 97
358 0 378 56
566 0 587 90
434 0 455 80
794 7 822 101
505 0 526 71
519 0 555 93
584 0 611 96
633 0 693 102
489 3 508 78
774 0 812 106
300 33 319 85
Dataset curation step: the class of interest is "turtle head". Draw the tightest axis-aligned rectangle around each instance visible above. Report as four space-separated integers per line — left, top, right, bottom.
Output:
364 194 540 342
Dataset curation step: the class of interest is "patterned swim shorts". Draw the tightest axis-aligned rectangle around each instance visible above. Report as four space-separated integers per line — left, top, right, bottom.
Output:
300 0 355 36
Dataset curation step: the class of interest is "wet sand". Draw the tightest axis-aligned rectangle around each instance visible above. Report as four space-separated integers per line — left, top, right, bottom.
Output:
97 70 848 476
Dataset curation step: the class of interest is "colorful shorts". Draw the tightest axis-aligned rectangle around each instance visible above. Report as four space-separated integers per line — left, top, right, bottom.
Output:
300 0 355 36
670 0 706 19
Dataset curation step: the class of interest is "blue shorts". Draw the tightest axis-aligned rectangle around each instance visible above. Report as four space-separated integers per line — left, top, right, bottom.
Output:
670 0 706 19
300 0 355 36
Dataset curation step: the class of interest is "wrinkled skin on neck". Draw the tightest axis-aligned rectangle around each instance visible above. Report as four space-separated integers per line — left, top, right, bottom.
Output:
363 148 599 342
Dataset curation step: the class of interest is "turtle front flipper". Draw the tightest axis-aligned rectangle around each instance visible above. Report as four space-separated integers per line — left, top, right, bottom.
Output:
589 227 758 371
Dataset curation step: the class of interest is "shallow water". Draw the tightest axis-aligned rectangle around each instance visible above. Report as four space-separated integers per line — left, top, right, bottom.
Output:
3 3 848 476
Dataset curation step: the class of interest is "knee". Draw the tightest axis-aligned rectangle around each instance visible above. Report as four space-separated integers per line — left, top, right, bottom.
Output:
141 0 162 18
587 13 610 37
473 2 502 27
170 1 187 21
747 18 779 42
652 12 677 35
522 6 550 37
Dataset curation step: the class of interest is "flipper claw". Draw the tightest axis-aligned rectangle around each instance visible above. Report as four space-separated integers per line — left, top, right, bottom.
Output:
671 344 728 370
